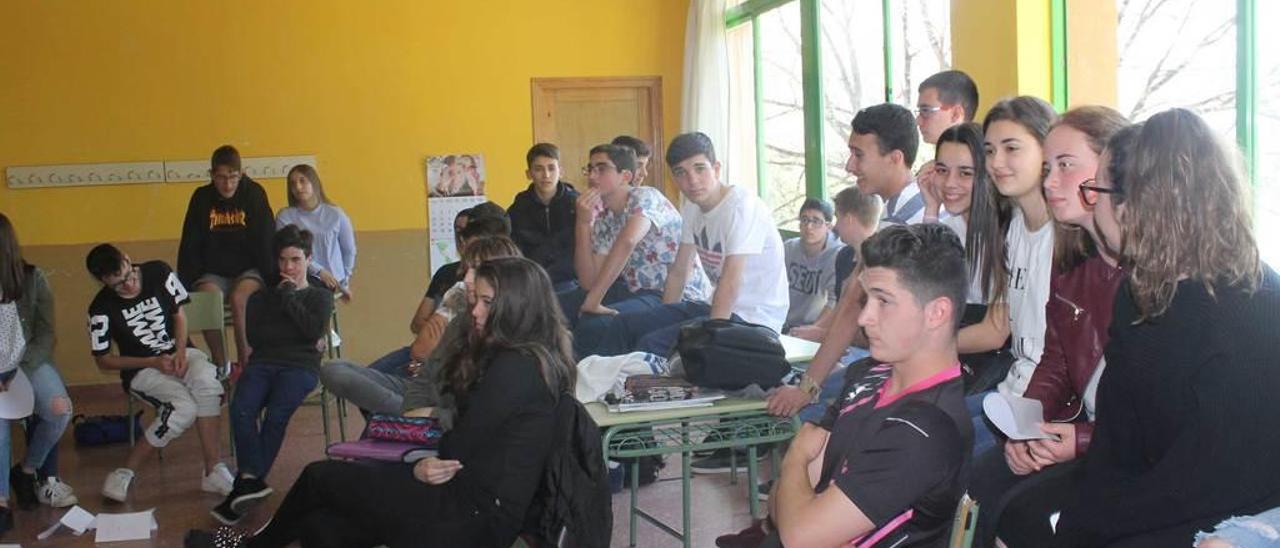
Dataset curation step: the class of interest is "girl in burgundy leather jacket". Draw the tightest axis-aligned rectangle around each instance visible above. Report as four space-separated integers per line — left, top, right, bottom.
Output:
968 106 1130 547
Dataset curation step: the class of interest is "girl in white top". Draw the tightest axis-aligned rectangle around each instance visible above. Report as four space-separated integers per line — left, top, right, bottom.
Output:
276 164 356 301
981 97 1059 397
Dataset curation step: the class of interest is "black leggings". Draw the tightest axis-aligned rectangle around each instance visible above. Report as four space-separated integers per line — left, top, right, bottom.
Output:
248 460 491 548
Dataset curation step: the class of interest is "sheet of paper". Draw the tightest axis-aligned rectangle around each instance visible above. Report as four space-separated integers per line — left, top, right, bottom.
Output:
60 505 95 534
0 543 23 547
94 509 155 543
982 392 1055 440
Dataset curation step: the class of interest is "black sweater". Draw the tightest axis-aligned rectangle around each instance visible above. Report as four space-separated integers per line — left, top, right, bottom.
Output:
177 177 275 286
508 182 578 284
439 349 556 544
1054 267 1280 546
244 284 332 370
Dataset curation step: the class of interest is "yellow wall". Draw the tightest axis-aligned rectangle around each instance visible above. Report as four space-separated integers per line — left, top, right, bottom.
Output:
951 0 1052 117
1066 0 1118 108
0 0 689 247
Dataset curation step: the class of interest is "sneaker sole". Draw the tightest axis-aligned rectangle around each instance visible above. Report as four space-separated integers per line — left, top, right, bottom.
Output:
103 491 127 503
230 488 274 513
43 496 79 508
210 507 242 526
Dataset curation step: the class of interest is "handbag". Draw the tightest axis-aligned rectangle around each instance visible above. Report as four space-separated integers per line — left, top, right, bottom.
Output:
72 413 143 446
676 318 790 390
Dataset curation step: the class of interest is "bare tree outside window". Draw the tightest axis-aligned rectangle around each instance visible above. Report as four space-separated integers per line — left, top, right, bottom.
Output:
745 0 950 229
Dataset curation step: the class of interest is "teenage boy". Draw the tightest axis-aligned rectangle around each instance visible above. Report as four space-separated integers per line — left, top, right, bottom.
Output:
732 224 972 547
611 135 653 186
788 187 882 343
782 199 843 332
215 225 333 524
86 244 230 502
915 70 979 145
177 145 275 369
846 104 928 225
508 143 578 288
604 132 788 357
566 143 711 357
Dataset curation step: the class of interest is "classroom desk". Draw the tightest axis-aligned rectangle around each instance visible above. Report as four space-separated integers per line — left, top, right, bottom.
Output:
587 399 799 547
586 333 819 547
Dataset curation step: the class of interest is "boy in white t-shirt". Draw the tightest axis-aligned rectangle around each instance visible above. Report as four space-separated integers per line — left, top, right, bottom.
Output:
601 132 789 357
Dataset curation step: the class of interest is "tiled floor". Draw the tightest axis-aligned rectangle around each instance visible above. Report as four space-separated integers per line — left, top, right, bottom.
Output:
2 386 768 547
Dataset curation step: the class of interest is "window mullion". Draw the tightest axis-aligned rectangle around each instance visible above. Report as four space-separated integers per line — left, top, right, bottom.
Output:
800 0 826 200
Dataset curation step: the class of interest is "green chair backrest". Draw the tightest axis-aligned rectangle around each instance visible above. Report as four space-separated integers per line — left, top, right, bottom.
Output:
185 292 226 334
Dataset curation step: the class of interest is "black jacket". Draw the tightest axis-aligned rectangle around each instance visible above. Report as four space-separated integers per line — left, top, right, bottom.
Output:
177 176 275 286
508 182 578 284
522 395 612 547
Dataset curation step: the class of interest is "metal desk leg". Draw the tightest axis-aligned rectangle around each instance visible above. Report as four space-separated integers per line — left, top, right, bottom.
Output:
681 421 692 548
630 458 640 547
728 444 738 484
747 444 760 520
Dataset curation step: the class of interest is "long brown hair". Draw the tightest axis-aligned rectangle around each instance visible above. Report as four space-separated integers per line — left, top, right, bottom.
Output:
0 213 26 303
1118 108 1260 320
1049 106 1129 271
285 164 333 208
444 257 574 398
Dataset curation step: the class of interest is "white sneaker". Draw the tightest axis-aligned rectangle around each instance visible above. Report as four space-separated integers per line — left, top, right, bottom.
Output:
37 476 79 508
102 468 134 503
201 463 235 496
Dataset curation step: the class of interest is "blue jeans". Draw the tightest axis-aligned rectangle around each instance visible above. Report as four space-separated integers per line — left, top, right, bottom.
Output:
367 346 412 378
572 291 665 360
0 364 72 496
1196 507 1280 547
966 390 1002 457
593 301 713 358
556 280 635 329
231 362 319 480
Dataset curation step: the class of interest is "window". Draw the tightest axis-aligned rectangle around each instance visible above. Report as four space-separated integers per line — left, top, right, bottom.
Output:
727 0 951 229
1256 0 1279 266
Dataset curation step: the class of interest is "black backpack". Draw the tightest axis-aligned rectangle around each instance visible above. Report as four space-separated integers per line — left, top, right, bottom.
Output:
677 319 790 390
522 395 612 548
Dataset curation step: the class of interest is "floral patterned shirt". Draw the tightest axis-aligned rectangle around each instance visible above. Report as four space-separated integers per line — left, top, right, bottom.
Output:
592 186 711 302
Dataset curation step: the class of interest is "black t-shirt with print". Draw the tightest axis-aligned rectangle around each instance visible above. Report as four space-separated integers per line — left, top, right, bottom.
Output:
87 261 190 388
815 358 972 548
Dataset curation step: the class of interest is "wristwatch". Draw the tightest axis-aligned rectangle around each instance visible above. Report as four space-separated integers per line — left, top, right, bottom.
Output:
798 375 821 403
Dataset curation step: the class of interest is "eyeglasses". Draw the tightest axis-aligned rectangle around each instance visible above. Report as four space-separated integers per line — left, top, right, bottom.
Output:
1078 179 1121 206
212 171 241 183
582 163 618 177
915 105 944 117
109 265 139 292
798 216 827 227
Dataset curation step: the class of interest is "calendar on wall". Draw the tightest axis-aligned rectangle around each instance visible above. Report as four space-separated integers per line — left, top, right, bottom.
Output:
425 153 487 276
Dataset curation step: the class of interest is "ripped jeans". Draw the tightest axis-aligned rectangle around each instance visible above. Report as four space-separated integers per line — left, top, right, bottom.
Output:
0 363 72 497
1195 507 1280 548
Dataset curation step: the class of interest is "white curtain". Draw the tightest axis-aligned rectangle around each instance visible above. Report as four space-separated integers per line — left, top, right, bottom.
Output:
681 0 731 180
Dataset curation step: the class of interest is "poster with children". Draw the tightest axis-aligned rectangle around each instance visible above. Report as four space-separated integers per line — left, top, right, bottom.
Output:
426 153 486 197
425 151 487 276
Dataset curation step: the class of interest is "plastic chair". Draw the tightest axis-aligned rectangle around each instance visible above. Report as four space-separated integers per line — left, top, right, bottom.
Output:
317 299 349 446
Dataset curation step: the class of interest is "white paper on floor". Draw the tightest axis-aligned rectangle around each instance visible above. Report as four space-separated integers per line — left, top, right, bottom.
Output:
95 509 157 542
36 505 157 542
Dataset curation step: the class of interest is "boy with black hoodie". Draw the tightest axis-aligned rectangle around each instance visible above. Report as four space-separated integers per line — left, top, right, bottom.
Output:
507 143 577 288
177 145 274 368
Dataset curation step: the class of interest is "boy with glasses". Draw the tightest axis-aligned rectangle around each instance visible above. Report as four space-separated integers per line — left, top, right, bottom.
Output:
177 145 275 370
85 244 230 502
915 70 979 145
782 198 844 332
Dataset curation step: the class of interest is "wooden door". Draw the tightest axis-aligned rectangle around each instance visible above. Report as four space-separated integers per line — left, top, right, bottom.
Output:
531 77 665 193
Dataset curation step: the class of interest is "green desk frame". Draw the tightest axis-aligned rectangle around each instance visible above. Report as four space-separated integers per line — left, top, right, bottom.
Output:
588 399 800 547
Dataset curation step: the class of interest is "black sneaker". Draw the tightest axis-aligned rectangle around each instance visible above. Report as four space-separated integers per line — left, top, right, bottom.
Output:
210 499 241 526
229 476 273 513
185 526 249 548
9 466 37 510
689 448 765 475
